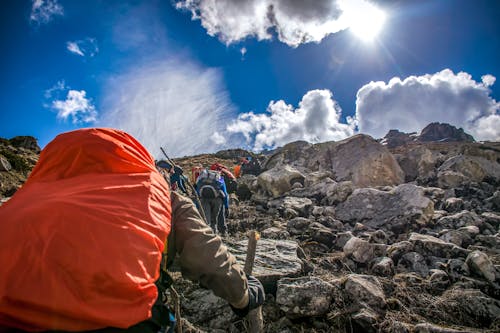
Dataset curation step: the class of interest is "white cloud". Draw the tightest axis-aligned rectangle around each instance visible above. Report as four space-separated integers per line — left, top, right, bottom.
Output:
51 90 98 124
66 38 99 57
227 89 356 151
44 80 67 99
482 74 496 87
175 0 383 47
100 60 236 158
211 132 227 145
30 0 63 24
66 42 84 56
355 69 500 141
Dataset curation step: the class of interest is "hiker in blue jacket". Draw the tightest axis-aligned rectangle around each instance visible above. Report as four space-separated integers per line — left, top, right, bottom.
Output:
195 169 229 236
156 160 188 195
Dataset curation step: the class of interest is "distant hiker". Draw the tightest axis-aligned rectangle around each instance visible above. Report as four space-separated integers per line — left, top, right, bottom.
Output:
210 162 238 193
156 159 188 195
195 168 229 236
0 128 264 332
241 156 262 176
191 164 204 184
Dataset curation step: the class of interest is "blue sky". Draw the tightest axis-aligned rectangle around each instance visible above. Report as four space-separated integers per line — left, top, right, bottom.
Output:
1 0 499 157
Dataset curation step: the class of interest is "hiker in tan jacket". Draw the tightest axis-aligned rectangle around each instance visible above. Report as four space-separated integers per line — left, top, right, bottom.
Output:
167 191 259 310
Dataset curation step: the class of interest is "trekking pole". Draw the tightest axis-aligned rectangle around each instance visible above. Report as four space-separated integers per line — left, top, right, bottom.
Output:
244 231 264 333
159 147 208 224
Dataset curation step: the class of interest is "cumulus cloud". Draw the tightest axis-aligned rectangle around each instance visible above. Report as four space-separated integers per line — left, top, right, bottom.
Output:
66 38 99 57
227 89 356 151
175 0 382 47
51 90 98 124
355 69 500 141
30 0 63 24
100 60 236 158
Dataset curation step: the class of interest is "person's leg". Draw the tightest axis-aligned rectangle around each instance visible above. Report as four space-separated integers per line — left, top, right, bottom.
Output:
214 198 225 236
209 198 219 233
200 198 212 229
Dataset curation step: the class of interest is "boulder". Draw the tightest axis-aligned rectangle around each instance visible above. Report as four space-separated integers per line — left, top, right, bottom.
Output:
276 277 336 318
236 174 258 201
181 288 234 329
443 197 465 213
439 229 473 248
427 269 450 292
395 145 436 182
397 252 429 277
228 239 303 292
269 196 313 217
371 257 395 276
344 274 386 312
409 233 466 258
257 165 305 197
437 155 500 188
465 251 498 283
305 134 404 187
436 211 482 230
343 237 374 264
335 184 434 230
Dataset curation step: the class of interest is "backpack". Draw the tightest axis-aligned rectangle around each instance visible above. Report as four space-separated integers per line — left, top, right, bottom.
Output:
0 128 172 331
197 170 224 199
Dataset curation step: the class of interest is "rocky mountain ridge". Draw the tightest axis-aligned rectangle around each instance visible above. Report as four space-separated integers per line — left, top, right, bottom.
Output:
0 123 499 332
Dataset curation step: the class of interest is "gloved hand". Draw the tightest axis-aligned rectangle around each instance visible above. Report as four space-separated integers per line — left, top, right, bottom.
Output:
230 275 265 317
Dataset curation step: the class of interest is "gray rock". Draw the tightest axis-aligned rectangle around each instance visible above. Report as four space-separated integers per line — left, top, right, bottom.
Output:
436 211 482 229
181 288 234 329
443 197 464 213
269 196 313 217
335 184 434 230
228 239 303 291
344 274 386 312
439 229 473 248
261 227 290 240
387 241 414 264
257 165 305 197
447 258 470 280
287 217 311 235
481 212 500 228
343 237 374 264
437 170 467 189
333 231 354 250
307 222 337 247
465 251 498 283
438 155 500 188
397 252 429 277
369 229 388 244
395 145 436 182
276 276 335 318
351 308 378 333
409 233 465 258
427 269 450 292
371 257 395 276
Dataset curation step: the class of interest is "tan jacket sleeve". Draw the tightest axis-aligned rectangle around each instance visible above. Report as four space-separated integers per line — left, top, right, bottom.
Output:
167 191 249 309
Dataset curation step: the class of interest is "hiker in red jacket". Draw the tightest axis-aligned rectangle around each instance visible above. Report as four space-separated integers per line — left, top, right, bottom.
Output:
0 128 264 333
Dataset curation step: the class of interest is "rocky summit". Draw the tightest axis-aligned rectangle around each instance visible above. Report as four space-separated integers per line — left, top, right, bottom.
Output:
1 123 499 333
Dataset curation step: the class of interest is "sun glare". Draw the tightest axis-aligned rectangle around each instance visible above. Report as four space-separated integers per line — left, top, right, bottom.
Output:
347 4 386 42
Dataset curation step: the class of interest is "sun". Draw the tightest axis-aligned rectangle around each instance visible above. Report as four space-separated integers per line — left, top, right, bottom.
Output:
346 4 386 42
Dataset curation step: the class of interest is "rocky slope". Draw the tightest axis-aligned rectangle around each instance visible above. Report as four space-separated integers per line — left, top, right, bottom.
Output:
0 123 499 332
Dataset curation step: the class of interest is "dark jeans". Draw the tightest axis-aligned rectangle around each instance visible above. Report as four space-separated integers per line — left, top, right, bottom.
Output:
200 197 226 234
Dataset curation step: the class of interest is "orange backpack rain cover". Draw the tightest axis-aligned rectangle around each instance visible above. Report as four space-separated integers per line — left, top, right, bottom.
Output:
0 128 171 331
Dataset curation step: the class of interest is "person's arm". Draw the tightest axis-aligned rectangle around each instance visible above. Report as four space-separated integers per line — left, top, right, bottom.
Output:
168 192 248 309
220 179 229 208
